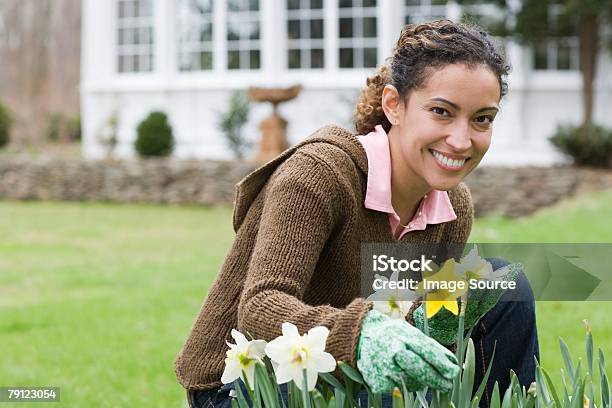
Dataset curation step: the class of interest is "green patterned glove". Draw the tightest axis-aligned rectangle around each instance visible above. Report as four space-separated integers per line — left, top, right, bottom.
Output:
356 310 460 394
413 263 523 345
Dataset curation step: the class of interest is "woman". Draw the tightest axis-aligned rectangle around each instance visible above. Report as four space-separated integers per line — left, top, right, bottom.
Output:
176 20 539 408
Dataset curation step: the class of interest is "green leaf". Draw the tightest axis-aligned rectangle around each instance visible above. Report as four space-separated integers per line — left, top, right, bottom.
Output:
235 379 251 408
334 387 345 408
560 338 576 385
461 339 476 408
473 341 497 405
541 367 563 408
501 379 513 408
536 363 551 406
586 329 594 378
338 361 365 385
312 389 327 408
254 362 279 407
490 382 501 408
319 373 345 395
569 379 586 408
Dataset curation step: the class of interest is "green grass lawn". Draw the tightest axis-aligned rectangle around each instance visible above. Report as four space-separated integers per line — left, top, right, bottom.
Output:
1 189 611 407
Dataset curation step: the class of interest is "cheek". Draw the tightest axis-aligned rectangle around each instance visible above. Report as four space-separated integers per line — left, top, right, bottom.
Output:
472 132 492 153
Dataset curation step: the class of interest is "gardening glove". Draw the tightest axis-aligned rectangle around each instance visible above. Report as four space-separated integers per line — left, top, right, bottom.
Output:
413 262 523 345
356 309 460 394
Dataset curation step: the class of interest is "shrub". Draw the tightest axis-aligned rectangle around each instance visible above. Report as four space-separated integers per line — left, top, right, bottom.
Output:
46 113 82 142
134 111 174 157
218 90 252 159
550 123 612 168
0 100 13 148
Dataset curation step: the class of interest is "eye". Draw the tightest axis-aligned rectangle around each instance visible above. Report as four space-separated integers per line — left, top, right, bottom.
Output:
431 107 450 117
474 115 495 125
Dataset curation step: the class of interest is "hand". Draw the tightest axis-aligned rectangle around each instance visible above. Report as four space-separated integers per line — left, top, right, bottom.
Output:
356 310 460 394
412 262 523 345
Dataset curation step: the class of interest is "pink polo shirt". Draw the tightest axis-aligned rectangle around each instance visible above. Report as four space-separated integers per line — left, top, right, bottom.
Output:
356 124 457 240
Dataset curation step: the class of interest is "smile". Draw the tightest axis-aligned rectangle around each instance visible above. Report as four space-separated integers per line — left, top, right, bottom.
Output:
429 149 470 170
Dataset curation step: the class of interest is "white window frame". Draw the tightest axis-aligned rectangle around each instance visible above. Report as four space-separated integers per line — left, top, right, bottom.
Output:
175 0 215 71
116 0 155 74
286 2 326 70
337 2 378 69
532 4 579 72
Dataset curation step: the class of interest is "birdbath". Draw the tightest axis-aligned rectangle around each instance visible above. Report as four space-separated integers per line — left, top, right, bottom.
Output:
248 84 302 164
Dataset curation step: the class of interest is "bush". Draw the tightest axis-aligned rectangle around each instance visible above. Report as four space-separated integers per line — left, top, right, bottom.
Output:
550 123 612 168
134 111 174 157
0 101 13 148
218 90 252 159
46 113 81 142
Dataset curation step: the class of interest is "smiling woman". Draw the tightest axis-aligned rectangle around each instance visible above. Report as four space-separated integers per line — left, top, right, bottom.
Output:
177 20 538 408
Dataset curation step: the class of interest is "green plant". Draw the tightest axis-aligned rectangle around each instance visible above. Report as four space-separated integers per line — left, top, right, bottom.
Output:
218 90 252 159
135 111 174 157
550 123 612 168
0 100 13 148
46 113 82 142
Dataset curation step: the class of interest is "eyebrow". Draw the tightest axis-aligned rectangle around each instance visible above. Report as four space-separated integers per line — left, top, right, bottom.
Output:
429 97 499 114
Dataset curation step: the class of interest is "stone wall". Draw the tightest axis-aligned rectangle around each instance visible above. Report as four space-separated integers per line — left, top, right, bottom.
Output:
1 157 611 217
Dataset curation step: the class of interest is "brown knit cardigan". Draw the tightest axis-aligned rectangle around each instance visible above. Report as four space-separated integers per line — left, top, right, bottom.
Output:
174 124 474 390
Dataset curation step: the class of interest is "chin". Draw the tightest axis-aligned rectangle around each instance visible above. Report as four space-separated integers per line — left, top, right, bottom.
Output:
426 177 463 191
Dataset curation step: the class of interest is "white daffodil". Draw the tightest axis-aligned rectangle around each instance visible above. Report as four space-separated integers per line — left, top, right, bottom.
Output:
366 269 419 320
264 323 336 391
456 244 493 280
372 297 413 320
221 329 267 389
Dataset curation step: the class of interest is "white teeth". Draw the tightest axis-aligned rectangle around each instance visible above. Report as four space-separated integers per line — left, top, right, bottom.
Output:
431 150 466 168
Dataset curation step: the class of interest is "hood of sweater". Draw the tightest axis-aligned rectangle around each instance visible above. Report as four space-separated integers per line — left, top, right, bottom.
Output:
232 124 367 232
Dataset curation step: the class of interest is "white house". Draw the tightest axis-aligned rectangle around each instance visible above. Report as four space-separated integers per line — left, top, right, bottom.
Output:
81 0 612 165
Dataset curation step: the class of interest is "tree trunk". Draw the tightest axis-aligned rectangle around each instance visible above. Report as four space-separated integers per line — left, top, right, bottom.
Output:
578 12 599 136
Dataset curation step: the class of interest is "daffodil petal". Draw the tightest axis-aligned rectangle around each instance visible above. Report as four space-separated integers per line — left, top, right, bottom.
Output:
426 301 444 319
443 301 459 316
281 322 301 339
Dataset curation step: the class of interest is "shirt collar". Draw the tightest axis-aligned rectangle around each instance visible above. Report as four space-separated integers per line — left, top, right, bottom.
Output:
356 124 457 230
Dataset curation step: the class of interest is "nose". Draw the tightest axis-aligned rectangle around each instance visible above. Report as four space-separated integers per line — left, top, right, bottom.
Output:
445 122 472 152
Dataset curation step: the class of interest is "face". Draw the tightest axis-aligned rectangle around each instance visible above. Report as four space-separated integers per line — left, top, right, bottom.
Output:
383 63 501 191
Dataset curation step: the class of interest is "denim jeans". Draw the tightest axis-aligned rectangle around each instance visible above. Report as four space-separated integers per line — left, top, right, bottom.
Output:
187 258 539 408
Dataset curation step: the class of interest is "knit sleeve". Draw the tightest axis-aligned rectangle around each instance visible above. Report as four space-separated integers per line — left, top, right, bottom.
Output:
236 151 372 369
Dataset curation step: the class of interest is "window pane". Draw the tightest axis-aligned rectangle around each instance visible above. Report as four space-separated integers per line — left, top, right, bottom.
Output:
364 47 377 67
431 0 447 5
534 42 548 70
139 0 153 16
557 42 571 70
339 48 353 68
250 50 260 69
311 48 324 68
227 21 240 40
288 49 301 68
228 0 241 12
339 18 353 38
339 0 353 7
288 0 300 9
310 0 323 9
117 0 154 73
363 17 376 38
248 22 260 39
311 19 323 39
288 19 301 39
194 0 213 14
228 50 240 69
199 24 212 41
200 51 213 69
249 0 259 11
362 0 376 6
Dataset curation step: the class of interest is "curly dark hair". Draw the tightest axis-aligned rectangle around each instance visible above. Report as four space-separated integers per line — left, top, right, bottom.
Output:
354 19 511 135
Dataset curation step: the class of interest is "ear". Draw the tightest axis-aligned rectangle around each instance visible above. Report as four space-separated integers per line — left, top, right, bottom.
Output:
381 85 402 125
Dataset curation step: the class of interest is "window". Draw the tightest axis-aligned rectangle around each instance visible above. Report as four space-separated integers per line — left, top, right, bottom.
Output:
338 0 378 68
117 0 154 73
404 0 447 25
227 0 261 70
287 0 325 69
533 4 579 71
176 0 214 71
534 38 579 71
